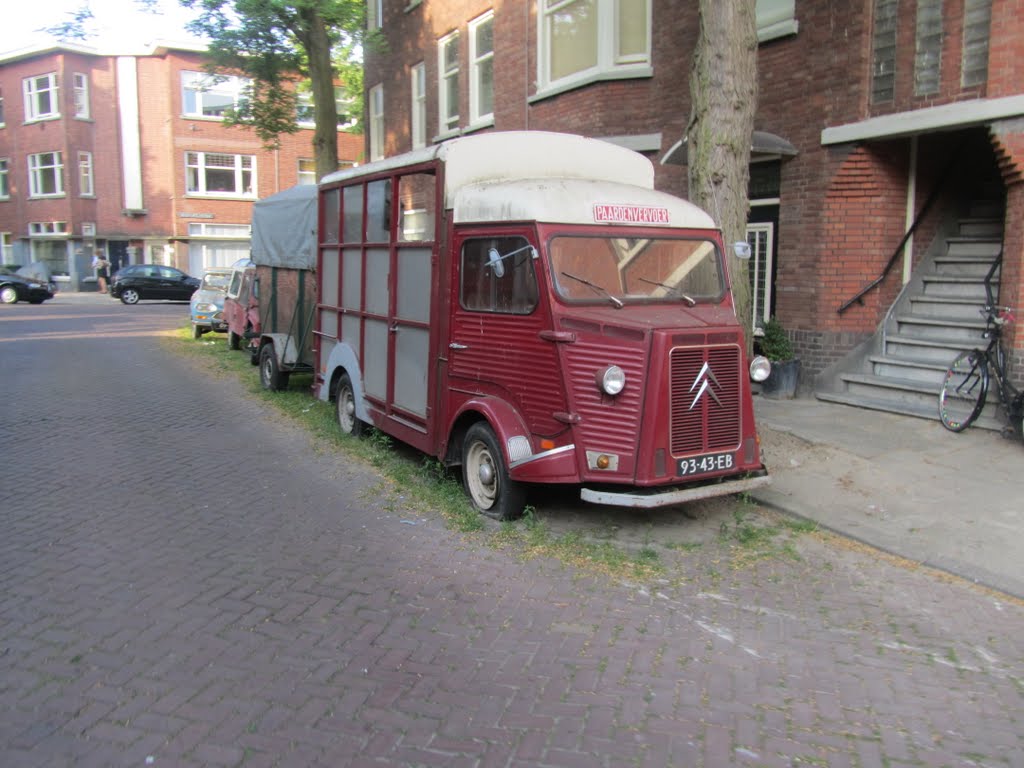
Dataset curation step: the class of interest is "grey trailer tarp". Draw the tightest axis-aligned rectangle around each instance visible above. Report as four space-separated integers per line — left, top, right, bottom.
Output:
250 185 318 270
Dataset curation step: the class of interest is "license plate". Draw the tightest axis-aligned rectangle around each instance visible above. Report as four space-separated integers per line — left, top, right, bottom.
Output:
677 451 735 477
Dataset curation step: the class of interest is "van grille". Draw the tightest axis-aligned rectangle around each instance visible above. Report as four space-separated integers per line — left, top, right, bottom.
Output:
670 345 742 455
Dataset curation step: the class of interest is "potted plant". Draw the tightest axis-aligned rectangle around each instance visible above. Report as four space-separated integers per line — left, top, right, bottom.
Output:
757 316 801 399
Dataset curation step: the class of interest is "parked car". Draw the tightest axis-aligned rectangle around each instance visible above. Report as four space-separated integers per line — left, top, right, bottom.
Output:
222 259 261 363
110 264 200 305
189 267 233 339
0 265 56 304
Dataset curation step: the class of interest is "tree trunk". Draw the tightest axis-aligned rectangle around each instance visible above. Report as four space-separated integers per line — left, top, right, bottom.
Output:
297 6 340 181
688 0 759 350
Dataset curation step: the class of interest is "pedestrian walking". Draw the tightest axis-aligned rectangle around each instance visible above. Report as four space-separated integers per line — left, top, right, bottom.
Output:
92 254 110 293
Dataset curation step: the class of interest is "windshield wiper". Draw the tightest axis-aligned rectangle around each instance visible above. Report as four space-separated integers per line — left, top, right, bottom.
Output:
560 272 623 308
636 277 696 306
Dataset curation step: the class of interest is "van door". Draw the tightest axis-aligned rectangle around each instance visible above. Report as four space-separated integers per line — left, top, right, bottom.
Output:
447 230 567 440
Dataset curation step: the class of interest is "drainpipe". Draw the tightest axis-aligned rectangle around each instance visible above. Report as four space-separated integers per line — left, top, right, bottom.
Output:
902 136 918 284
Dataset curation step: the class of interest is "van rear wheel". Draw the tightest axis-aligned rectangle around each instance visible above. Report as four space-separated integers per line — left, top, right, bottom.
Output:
335 373 364 437
462 422 525 521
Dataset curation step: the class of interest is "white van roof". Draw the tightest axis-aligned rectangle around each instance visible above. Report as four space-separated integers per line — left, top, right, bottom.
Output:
321 131 716 230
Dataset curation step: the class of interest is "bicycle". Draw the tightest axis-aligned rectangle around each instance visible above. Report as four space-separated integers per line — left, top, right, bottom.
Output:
938 258 1024 440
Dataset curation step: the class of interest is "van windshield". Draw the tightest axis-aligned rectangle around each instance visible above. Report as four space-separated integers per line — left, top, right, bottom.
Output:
549 236 724 306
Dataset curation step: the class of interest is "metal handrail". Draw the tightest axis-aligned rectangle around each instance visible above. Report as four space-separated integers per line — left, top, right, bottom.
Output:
837 146 961 315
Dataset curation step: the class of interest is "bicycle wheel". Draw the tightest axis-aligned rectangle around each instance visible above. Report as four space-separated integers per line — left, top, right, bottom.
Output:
938 350 988 432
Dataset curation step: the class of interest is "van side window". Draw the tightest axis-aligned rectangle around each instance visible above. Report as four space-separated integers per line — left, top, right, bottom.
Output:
460 236 538 314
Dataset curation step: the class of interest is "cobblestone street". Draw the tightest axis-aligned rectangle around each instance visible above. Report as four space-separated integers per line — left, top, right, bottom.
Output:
1 299 1021 767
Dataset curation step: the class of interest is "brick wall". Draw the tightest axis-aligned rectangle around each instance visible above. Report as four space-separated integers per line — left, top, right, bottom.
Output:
363 0 1024 385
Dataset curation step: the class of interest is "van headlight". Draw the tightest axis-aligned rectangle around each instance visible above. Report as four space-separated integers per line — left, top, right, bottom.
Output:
749 355 771 382
596 365 626 396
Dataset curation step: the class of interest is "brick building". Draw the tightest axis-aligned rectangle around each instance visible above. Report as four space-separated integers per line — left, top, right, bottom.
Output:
363 0 1024 414
0 40 363 291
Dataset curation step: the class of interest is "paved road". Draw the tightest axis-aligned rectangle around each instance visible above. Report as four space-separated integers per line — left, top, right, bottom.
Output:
1 298 1022 767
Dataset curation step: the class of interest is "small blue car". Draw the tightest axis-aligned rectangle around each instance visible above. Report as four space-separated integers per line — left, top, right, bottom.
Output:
190 267 233 339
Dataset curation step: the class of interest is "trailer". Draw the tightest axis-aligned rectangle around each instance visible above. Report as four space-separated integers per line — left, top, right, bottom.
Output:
313 131 771 519
249 185 318 391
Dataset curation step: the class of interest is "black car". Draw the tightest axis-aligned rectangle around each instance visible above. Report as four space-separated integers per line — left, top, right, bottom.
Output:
110 264 201 305
0 267 56 305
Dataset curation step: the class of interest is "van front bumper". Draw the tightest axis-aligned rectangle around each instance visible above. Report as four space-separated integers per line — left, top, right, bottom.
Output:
580 470 770 508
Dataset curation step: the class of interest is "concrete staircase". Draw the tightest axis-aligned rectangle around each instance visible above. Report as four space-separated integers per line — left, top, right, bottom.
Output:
816 205 1006 429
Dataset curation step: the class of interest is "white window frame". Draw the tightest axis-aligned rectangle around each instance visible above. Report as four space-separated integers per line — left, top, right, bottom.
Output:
298 158 317 185
29 221 68 236
73 72 90 119
368 0 382 29
411 62 426 149
469 12 495 126
23 73 60 122
438 32 460 134
746 222 775 329
78 151 94 197
181 70 252 119
296 86 358 129
0 159 9 200
756 0 798 43
185 151 257 198
369 84 385 161
0 233 12 264
536 0 651 96
28 151 64 198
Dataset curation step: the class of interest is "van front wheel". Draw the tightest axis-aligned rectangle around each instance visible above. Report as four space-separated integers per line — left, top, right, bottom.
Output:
462 423 525 521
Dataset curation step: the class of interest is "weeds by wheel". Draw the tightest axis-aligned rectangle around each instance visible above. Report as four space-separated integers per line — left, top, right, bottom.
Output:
938 350 987 432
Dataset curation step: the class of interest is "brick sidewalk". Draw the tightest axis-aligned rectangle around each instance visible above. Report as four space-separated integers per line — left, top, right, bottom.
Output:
1 303 1021 767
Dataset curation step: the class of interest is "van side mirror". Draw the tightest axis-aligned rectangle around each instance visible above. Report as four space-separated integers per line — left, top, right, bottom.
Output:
486 244 538 278
733 242 752 259
487 248 506 278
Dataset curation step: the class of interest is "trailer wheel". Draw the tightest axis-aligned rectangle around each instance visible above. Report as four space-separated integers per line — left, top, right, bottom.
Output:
228 330 241 350
335 373 364 437
462 422 525 521
259 344 289 391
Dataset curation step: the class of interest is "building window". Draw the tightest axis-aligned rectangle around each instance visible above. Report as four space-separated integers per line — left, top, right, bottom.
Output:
0 88 5 127
438 32 460 134
23 73 60 122
181 71 251 118
187 222 251 238
296 86 357 129
871 0 898 103
185 151 256 197
469 12 494 125
367 0 382 29
1 233 12 264
914 0 943 96
298 158 317 185
78 151 94 196
756 0 798 43
73 73 90 118
539 0 650 93
0 159 9 200
28 152 64 197
411 62 426 149
369 84 384 161
962 0 992 88
29 221 68 236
